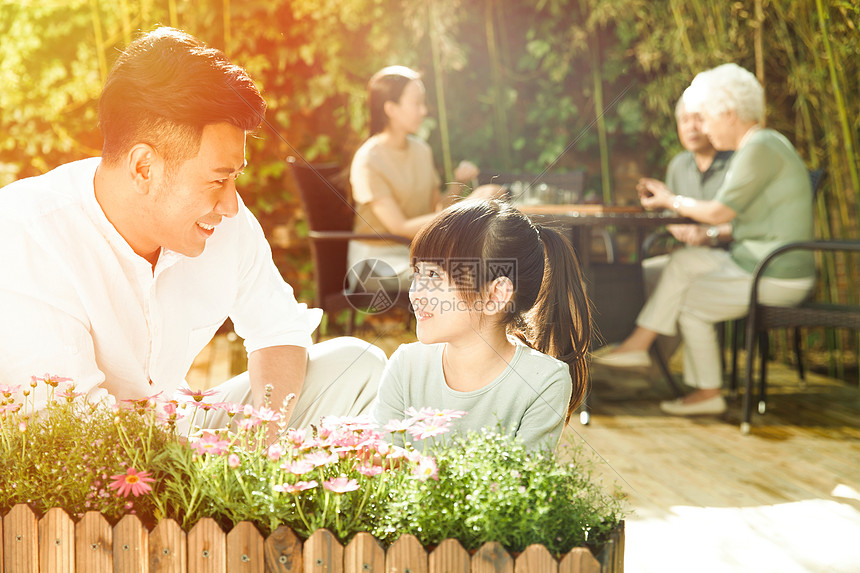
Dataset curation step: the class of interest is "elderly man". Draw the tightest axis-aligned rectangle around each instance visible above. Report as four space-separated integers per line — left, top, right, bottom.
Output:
0 28 385 429
638 97 734 293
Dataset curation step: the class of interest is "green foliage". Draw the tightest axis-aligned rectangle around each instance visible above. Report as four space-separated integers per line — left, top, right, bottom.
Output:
374 428 624 555
0 378 625 553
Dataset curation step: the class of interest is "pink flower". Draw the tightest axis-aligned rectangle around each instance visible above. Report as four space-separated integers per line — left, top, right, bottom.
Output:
357 463 383 477
323 476 359 493
228 454 241 469
267 444 285 462
177 387 217 403
303 451 338 467
191 432 230 456
254 406 282 423
273 480 318 494
412 456 439 481
384 419 414 433
236 417 261 432
286 428 307 447
0 384 21 397
36 374 73 388
281 460 315 475
407 420 452 441
109 467 155 497
0 404 22 415
213 402 244 416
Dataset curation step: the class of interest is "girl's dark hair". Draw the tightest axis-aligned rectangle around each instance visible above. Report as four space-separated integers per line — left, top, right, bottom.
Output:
367 65 421 136
98 27 266 169
411 200 591 421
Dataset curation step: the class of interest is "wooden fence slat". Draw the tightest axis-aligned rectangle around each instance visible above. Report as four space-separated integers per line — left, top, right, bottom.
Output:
344 532 384 573
3 504 38 573
385 534 427 573
113 513 148 573
76 511 113 572
226 521 264 573
38 507 74 573
514 545 557 573
471 541 513 573
187 518 226 573
264 525 302 572
558 548 600 573
429 539 469 573
150 518 186 573
303 529 343 573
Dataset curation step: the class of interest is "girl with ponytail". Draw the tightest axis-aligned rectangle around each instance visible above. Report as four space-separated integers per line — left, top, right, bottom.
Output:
371 199 591 449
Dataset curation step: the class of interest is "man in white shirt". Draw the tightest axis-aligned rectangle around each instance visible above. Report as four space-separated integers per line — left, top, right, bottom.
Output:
0 27 385 429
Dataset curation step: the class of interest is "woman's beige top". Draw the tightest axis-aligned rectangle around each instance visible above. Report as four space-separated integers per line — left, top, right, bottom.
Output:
350 134 440 241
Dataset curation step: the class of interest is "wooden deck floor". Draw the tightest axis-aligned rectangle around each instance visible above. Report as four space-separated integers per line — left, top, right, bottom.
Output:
189 329 860 572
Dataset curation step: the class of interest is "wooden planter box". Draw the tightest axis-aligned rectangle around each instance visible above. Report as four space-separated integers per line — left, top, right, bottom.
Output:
1 504 624 572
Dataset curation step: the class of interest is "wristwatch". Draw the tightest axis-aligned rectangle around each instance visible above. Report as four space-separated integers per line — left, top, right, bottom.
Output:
706 226 720 247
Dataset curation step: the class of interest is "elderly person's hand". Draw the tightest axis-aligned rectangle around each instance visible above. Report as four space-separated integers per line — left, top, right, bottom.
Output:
453 160 480 184
667 224 710 246
637 177 675 211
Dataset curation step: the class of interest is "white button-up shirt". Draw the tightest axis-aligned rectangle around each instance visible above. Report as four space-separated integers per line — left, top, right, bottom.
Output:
0 158 321 406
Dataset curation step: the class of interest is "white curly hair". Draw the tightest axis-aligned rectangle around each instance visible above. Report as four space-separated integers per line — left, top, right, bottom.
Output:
682 63 764 123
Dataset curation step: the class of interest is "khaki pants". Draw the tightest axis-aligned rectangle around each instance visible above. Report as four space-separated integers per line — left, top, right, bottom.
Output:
637 248 814 390
177 337 386 430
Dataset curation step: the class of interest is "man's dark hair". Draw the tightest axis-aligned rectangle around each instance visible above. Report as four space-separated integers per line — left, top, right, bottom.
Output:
98 27 266 168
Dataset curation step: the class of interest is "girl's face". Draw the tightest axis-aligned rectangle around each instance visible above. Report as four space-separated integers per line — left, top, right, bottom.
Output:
409 261 479 345
385 79 428 135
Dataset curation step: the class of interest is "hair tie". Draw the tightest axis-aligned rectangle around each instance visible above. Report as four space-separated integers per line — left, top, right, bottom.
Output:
535 225 542 242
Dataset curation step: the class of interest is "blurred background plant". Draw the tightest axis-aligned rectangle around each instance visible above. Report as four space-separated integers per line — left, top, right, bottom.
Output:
0 0 857 373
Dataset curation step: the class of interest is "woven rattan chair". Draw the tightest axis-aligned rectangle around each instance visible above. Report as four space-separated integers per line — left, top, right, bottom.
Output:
740 240 860 434
287 156 412 340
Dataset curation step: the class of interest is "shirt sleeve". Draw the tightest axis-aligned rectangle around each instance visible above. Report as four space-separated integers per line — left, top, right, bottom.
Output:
514 363 572 450
370 345 410 428
715 138 784 214
228 201 322 353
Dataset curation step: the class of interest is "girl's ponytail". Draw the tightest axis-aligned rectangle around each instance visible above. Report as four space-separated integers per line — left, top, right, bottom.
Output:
524 225 591 420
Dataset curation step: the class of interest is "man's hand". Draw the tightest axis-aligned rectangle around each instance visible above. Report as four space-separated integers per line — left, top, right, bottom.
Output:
667 224 709 246
453 160 480 183
637 178 673 211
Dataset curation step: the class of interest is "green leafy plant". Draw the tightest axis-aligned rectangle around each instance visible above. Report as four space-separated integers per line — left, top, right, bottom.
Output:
0 376 624 556
374 428 624 555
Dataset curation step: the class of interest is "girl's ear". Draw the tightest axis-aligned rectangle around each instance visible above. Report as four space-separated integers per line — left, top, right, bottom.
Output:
483 276 514 316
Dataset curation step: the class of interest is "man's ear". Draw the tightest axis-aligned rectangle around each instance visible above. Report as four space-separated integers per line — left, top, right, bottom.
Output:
127 143 160 194
484 276 514 316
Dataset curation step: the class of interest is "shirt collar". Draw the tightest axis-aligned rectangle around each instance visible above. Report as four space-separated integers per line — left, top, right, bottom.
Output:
82 157 183 274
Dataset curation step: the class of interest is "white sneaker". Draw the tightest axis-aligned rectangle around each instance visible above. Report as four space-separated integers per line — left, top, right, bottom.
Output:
660 395 726 416
591 344 652 368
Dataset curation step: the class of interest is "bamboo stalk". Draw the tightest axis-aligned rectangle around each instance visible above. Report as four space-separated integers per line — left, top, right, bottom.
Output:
484 0 511 170
589 30 612 204
426 0 453 184
168 0 178 28
119 0 132 44
754 0 765 127
89 0 108 84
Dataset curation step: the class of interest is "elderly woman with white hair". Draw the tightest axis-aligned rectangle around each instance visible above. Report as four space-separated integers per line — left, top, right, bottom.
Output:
594 63 816 416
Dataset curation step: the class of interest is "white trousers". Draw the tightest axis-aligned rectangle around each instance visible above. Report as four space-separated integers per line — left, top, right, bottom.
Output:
637 248 814 390
177 337 386 430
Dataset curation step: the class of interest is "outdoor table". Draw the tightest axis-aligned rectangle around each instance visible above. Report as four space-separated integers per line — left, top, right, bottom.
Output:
518 203 693 269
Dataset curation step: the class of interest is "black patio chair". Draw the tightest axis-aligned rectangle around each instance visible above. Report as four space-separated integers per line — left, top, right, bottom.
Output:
740 240 860 434
287 156 413 341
